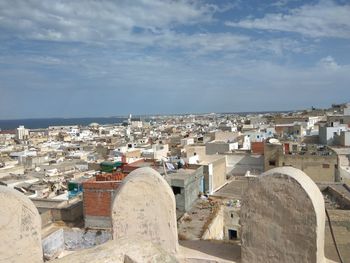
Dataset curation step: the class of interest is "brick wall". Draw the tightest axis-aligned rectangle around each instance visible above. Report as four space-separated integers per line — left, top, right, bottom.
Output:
83 180 121 218
251 142 264 155
96 173 126 181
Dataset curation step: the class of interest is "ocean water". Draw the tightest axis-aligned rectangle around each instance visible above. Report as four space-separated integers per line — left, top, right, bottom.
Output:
0 117 127 130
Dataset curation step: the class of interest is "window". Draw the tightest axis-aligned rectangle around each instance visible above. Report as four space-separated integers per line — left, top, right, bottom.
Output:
269 160 276 166
322 164 330 169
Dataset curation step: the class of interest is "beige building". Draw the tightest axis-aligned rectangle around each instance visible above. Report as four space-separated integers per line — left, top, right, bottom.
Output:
264 140 338 182
200 155 227 194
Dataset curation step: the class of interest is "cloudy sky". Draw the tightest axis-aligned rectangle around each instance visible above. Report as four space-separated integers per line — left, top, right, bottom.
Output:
0 0 349 119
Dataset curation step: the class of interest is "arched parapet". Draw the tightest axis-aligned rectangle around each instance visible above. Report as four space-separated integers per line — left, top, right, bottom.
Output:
111 167 178 254
0 186 42 263
241 167 327 263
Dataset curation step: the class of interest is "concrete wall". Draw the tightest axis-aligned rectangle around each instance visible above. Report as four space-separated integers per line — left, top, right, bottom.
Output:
338 131 350 146
280 155 337 182
337 166 350 184
319 126 347 145
206 142 230 155
169 168 203 212
210 157 227 193
223 207 240 240
213 131 238 142
264 143 338 182
327 115 350 125
39 208 53 227
184 144 206 160
226 154 264 176
33 198 83 225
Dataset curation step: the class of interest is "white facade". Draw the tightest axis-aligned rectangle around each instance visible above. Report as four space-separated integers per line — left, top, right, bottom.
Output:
319 125 348 145
16 126 29 140
181 138 194 146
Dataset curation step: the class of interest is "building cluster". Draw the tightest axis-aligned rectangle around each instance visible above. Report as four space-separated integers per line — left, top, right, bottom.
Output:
0 104 350 261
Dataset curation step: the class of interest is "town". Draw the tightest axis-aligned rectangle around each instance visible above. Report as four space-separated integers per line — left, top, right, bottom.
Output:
1 102 349 262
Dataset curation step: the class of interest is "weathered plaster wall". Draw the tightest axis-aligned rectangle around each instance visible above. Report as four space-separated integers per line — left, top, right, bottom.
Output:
241 167 326 263
0 186 42 263
201 207 224 240
112 167 178 254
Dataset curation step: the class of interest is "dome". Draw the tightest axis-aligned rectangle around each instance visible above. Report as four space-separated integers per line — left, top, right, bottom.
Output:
89 122 99 127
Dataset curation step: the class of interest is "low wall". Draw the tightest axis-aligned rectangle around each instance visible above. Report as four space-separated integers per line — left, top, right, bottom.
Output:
201 207 224 240
42 228 112 260
326 186 350 209
51 201 83 222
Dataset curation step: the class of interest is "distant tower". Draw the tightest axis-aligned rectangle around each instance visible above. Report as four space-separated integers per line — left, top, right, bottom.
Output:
128 114 132 124
16 125 29 140
125 127 131 138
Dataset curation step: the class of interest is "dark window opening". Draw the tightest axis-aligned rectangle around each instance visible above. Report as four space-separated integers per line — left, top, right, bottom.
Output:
322 164 330 169
269 160 276 166
172 186 181 195
228 229 238 240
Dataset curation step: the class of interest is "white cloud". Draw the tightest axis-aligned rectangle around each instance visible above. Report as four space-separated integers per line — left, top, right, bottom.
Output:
0 0 213 42
0 0 312 56
226 0 350 39
318 56 340 70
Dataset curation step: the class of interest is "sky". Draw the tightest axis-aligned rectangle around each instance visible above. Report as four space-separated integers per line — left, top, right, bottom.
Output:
0 0 350 119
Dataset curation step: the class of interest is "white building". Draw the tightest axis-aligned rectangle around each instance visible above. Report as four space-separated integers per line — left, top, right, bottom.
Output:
16 125 29 140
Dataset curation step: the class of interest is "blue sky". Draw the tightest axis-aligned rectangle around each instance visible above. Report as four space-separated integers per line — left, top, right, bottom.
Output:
0 0 349 119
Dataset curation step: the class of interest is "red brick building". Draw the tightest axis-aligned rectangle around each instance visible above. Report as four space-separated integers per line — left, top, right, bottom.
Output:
251 142 264 155
83 173 126 228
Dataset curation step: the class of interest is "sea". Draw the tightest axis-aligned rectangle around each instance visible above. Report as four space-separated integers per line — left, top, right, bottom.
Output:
0 117 128 130
0 110 290 130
